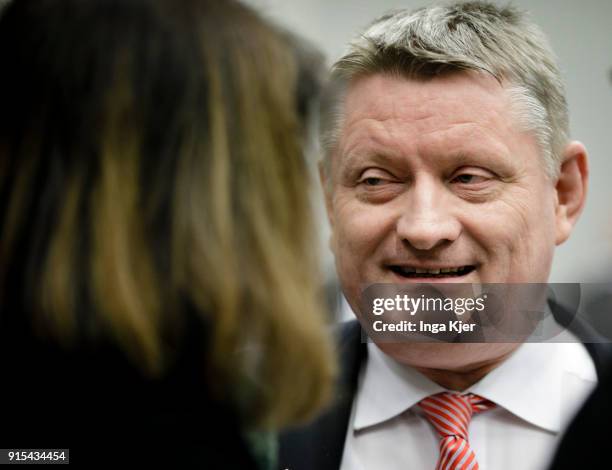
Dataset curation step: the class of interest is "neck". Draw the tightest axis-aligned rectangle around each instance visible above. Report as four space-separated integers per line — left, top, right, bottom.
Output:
413 349 518 391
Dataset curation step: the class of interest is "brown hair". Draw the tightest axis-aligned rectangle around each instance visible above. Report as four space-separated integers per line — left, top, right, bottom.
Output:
0 0 334 428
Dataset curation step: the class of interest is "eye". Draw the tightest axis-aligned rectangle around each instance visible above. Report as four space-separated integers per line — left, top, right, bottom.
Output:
453 174 483 184
357 169 397 187
363 177 384 186
450 168 494 186
356 168 404 203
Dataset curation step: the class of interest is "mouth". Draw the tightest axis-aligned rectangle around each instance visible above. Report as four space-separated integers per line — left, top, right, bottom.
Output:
388 265 476 280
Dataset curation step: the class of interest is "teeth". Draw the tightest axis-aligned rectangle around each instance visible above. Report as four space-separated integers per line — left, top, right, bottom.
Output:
396 266 470 275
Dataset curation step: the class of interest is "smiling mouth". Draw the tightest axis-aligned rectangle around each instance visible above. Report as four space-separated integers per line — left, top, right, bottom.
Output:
389 265 476 279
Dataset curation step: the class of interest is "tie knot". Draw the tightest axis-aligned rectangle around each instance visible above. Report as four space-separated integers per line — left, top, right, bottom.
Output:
419 392 495 440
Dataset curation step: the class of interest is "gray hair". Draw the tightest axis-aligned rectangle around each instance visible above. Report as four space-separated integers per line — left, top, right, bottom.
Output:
320 1 569 179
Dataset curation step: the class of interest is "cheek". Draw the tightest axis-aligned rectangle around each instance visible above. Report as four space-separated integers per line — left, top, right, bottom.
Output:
462 192 557 280
332 197 397 260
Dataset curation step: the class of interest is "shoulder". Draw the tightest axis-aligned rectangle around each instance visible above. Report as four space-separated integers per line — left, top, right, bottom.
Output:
550 299 612 378
549 368 612 469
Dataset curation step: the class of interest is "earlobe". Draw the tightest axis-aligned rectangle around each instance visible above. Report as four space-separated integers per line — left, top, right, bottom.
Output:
555 141 588 245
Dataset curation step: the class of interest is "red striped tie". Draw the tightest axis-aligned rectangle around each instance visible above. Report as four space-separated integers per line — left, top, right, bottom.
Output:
419 392 495 470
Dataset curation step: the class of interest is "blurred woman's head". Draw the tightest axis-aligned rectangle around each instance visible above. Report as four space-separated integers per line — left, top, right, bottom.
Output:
0 0 333 428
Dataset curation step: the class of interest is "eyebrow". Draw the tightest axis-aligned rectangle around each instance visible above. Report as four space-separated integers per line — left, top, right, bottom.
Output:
342 151 399 169
342 148 506 169
448 142 512 164
446 152 480 166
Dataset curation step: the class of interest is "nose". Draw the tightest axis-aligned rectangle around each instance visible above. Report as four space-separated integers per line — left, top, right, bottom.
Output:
396 178 462 251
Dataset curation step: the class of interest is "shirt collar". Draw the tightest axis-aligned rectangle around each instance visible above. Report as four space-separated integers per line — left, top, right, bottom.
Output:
354 334 596 434
354 342 444 430
468 342 562 432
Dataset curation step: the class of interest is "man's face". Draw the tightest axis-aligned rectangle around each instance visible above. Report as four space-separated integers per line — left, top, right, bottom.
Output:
325 71 561 318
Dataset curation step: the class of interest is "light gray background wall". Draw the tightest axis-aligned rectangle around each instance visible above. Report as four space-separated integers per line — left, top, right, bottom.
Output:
245 0 612 284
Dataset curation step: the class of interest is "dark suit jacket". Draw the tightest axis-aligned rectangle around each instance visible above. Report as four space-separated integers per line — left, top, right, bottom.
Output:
279 303 612 470
548 362 612 468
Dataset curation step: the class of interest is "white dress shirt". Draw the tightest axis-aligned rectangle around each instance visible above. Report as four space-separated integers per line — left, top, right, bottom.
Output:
339 332 597 470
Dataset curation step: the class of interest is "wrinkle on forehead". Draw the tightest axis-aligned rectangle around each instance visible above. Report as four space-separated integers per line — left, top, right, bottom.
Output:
336 71 534 175
342 71 513 132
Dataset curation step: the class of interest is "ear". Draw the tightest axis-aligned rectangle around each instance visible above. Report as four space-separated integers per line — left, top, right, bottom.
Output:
555 141 588 245
318 160 335 229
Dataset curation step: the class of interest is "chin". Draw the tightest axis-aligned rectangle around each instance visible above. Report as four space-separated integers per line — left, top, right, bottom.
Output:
376 342 520 371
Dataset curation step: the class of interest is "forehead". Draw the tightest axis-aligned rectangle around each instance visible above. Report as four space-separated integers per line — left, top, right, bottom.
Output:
338 71 520 162
344 71 511 126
